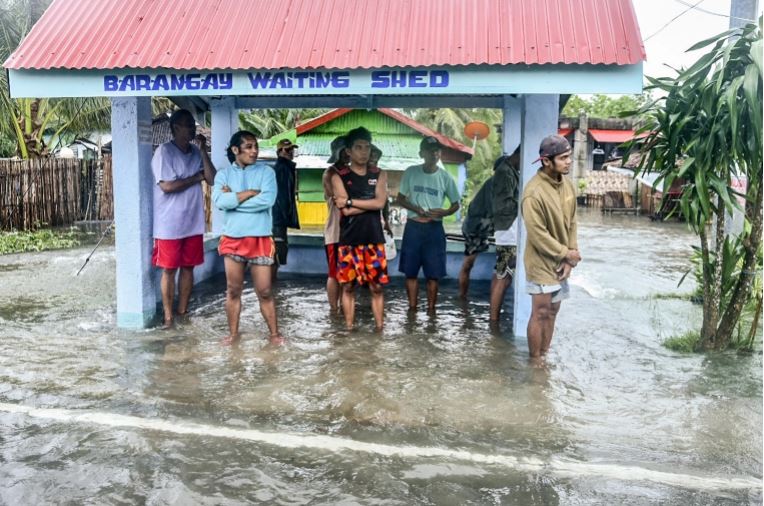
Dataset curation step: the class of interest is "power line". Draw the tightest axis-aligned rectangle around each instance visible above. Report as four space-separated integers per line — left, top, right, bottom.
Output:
645 0 710 41
673 0 758 21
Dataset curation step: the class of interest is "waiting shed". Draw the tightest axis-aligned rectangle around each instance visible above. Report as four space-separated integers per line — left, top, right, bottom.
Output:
4 0 646 335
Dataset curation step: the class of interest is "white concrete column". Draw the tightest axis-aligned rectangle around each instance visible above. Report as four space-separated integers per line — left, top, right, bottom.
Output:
111 97 156 328
513 94 560 337
210 97 238 235
502 95 521 155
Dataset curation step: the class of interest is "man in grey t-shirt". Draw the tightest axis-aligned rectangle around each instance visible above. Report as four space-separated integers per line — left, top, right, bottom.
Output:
152 109 216 328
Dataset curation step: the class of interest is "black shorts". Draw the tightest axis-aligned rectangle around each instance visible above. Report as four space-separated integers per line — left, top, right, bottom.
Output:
273 226 288 266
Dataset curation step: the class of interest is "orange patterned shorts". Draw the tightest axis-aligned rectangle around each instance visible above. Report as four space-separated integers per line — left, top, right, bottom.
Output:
337 243 389 286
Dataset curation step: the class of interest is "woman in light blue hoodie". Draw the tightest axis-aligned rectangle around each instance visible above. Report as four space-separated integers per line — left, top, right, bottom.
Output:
212 131 281 345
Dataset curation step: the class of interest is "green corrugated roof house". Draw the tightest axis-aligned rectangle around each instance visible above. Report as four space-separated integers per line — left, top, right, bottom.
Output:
262 108 473 226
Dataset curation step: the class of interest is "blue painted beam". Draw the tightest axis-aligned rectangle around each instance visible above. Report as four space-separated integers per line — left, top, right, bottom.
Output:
8 64 643 100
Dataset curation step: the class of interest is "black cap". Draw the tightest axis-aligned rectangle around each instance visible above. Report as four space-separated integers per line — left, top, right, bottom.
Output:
419 136 443 151
327 136 347 164
534 134 571 163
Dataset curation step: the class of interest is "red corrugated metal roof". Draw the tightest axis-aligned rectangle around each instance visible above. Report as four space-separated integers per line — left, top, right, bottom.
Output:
4 0 645 71
297 108 474 157
589 129 638 143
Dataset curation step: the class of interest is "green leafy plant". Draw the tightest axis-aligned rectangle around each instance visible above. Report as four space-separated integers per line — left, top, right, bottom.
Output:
0 228 82 254
577 179 587 195
632 19 763 351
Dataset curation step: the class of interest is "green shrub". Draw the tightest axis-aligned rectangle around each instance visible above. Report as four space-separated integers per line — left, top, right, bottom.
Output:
0 228 82 254
663 331 702 353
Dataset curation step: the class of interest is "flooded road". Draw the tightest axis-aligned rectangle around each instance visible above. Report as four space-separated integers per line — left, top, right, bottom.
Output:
0 211 761 504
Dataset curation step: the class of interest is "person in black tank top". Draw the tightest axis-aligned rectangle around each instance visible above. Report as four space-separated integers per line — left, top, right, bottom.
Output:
335 165 385 246
330 127 390 330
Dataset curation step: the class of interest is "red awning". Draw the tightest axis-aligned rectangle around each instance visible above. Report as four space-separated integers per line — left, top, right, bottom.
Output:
5 0 646 70
558 128 574 137
589 129 637 143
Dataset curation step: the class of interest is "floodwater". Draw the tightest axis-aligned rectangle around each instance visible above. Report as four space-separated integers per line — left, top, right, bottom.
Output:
0 211 761 505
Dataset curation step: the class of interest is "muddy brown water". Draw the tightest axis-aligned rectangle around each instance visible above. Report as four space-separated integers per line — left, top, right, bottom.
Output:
0 211 760 505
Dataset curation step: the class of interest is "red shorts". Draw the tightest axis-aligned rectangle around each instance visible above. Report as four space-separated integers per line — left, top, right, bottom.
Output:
325 243 339 280
152 235 204 269
337 243 389 286
218 236 275 265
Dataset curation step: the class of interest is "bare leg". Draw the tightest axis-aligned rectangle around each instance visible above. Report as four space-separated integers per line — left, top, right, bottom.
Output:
326 276 341 312
160 268 178 328
251 264 281 342
341 282 356 329
458 254 477 299
270 264 279 284
369 282 384 330
489 274 512 322
405 278 419 310
540 302 561 355
426 279 438 312
176 266 194 315
222 257 246 345
527 293 554 359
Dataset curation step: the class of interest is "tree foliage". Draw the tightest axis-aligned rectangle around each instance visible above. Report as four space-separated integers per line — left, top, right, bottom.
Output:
0 0 111 158
633 19 763 351
238 109 328 139
562 93 651 118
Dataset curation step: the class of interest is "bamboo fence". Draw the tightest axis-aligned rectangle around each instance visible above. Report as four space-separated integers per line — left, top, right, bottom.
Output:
0 156 114 230
0 156 216 231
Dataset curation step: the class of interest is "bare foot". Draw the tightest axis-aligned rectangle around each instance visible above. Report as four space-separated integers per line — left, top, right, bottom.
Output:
268 334 285 345
528 356 546 368
161 318 174 330
175 311 190 324
221 334 240 346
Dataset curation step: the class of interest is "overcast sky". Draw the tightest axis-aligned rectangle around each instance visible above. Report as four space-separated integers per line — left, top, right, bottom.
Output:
633 0 761 80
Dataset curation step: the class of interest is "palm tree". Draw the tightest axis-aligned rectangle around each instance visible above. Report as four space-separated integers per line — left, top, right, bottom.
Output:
239 108 329 139
1 0 111 158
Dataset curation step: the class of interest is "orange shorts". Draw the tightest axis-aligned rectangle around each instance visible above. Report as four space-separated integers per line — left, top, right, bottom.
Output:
152 235 204 269
337 243 389 286
218 236 275 266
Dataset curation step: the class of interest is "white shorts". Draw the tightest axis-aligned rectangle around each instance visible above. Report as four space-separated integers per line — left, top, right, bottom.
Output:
526 279 570 304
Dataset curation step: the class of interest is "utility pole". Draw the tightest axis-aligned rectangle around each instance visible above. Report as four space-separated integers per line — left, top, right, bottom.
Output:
725 0 759 235
729 0 759 29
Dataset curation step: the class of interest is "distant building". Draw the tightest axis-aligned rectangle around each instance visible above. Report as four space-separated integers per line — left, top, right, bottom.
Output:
558 114 643 176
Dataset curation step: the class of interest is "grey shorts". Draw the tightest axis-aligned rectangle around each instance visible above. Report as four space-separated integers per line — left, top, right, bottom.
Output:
526 279 570 303
224 253 275 267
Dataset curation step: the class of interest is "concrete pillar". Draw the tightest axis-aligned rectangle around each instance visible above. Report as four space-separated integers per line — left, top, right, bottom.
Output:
573 112 589 179
513 94 560 337
111 97 156 328
210 97 238 234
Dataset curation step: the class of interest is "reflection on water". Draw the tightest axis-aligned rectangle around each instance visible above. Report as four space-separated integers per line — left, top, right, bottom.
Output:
0 211 760 504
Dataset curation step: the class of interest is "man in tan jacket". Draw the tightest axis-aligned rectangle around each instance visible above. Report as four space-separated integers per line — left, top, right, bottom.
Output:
521 135 581 361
